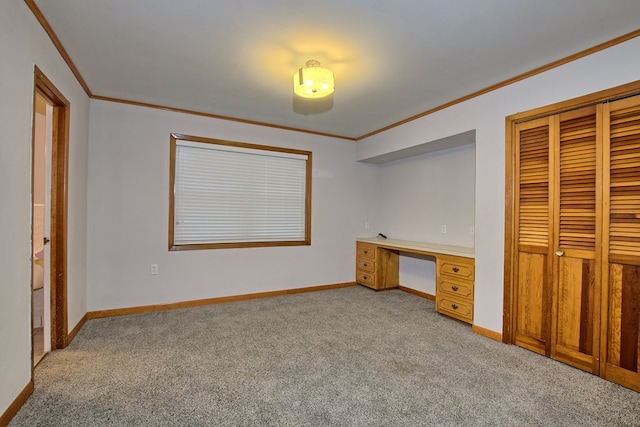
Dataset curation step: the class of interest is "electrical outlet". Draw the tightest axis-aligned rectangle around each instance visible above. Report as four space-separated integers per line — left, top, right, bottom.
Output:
151 264 159 275
440 225 447 234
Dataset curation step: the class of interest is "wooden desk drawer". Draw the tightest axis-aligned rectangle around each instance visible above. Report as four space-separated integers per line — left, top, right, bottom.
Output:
356 243 376 260
437 294 473 323
438 258 474 280
438 279 473 300
356 270 375 287
357 258 375 272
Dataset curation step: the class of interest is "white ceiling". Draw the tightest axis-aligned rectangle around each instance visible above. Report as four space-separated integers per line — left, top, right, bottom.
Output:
33 0 640 139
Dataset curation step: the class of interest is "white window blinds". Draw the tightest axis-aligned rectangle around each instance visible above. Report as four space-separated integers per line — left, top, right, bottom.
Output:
171 136 311 249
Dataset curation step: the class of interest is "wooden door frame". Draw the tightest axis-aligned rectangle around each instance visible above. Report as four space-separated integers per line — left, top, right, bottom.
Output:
503 79 640 344
33 66 70 350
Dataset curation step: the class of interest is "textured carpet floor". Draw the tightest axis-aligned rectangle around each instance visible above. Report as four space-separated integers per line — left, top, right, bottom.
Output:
10 286 640 426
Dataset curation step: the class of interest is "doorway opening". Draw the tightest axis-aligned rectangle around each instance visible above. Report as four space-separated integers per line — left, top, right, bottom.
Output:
32 92 51 365
31 66 70 368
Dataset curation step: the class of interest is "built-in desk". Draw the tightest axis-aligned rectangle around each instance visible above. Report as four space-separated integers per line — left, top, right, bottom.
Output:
356 238 475 324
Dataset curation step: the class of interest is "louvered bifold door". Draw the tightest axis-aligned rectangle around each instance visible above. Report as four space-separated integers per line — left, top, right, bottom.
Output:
550 106 602 374
513 117 553 356
602 94 640 391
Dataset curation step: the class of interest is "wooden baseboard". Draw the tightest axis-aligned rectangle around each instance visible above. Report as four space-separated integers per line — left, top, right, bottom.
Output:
0 381 34 427
88 282 357 319
472 324 503 342
398 286 436 301
67 313 87 344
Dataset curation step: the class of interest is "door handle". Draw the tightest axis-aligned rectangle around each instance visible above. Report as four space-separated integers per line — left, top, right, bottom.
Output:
43 237 50 245
555 249 564 257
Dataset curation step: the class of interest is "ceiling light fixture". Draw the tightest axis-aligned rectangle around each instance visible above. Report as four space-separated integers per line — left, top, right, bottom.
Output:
293 59 335 99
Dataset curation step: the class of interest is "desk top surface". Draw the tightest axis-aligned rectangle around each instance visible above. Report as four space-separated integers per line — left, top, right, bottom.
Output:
357 237 475 259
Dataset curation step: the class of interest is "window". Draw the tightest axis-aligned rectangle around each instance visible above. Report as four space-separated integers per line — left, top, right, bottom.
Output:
169 133 312 250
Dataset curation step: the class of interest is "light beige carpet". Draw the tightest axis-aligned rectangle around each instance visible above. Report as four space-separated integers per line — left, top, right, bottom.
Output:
10 286 640 426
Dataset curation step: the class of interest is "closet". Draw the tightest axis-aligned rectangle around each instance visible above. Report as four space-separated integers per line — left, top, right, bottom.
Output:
505 83 640 392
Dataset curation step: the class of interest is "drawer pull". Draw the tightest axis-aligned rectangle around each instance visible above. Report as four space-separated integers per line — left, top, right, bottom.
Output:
451 303 459 310
451 285 459 292
363 263 368 267
452 266 459 273
363 276 368 280
364 250 369 255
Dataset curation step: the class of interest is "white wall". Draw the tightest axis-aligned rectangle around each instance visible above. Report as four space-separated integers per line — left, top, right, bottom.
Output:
0 1 89 417
357 36 640 333
377 144 476 246
86 100 377 311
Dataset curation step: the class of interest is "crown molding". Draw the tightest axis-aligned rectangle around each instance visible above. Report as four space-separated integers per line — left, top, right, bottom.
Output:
91 96 356 141
24 0 92 97
25 1 640 141
355 28 640 140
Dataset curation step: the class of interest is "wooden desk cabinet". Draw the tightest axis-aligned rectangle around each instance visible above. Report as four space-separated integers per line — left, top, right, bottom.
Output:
355 242 399 290
435 254 475 323
356 238 475 324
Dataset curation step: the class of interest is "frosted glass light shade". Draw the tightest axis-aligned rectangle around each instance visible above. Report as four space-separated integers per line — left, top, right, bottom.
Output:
293 60 335 99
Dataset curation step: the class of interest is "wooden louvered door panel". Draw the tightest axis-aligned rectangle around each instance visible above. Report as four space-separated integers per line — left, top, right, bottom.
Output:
513 117 553 356
550 106 602 374
602 95 640 391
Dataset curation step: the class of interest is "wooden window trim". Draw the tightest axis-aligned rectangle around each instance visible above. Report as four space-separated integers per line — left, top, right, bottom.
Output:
169 133 312 251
